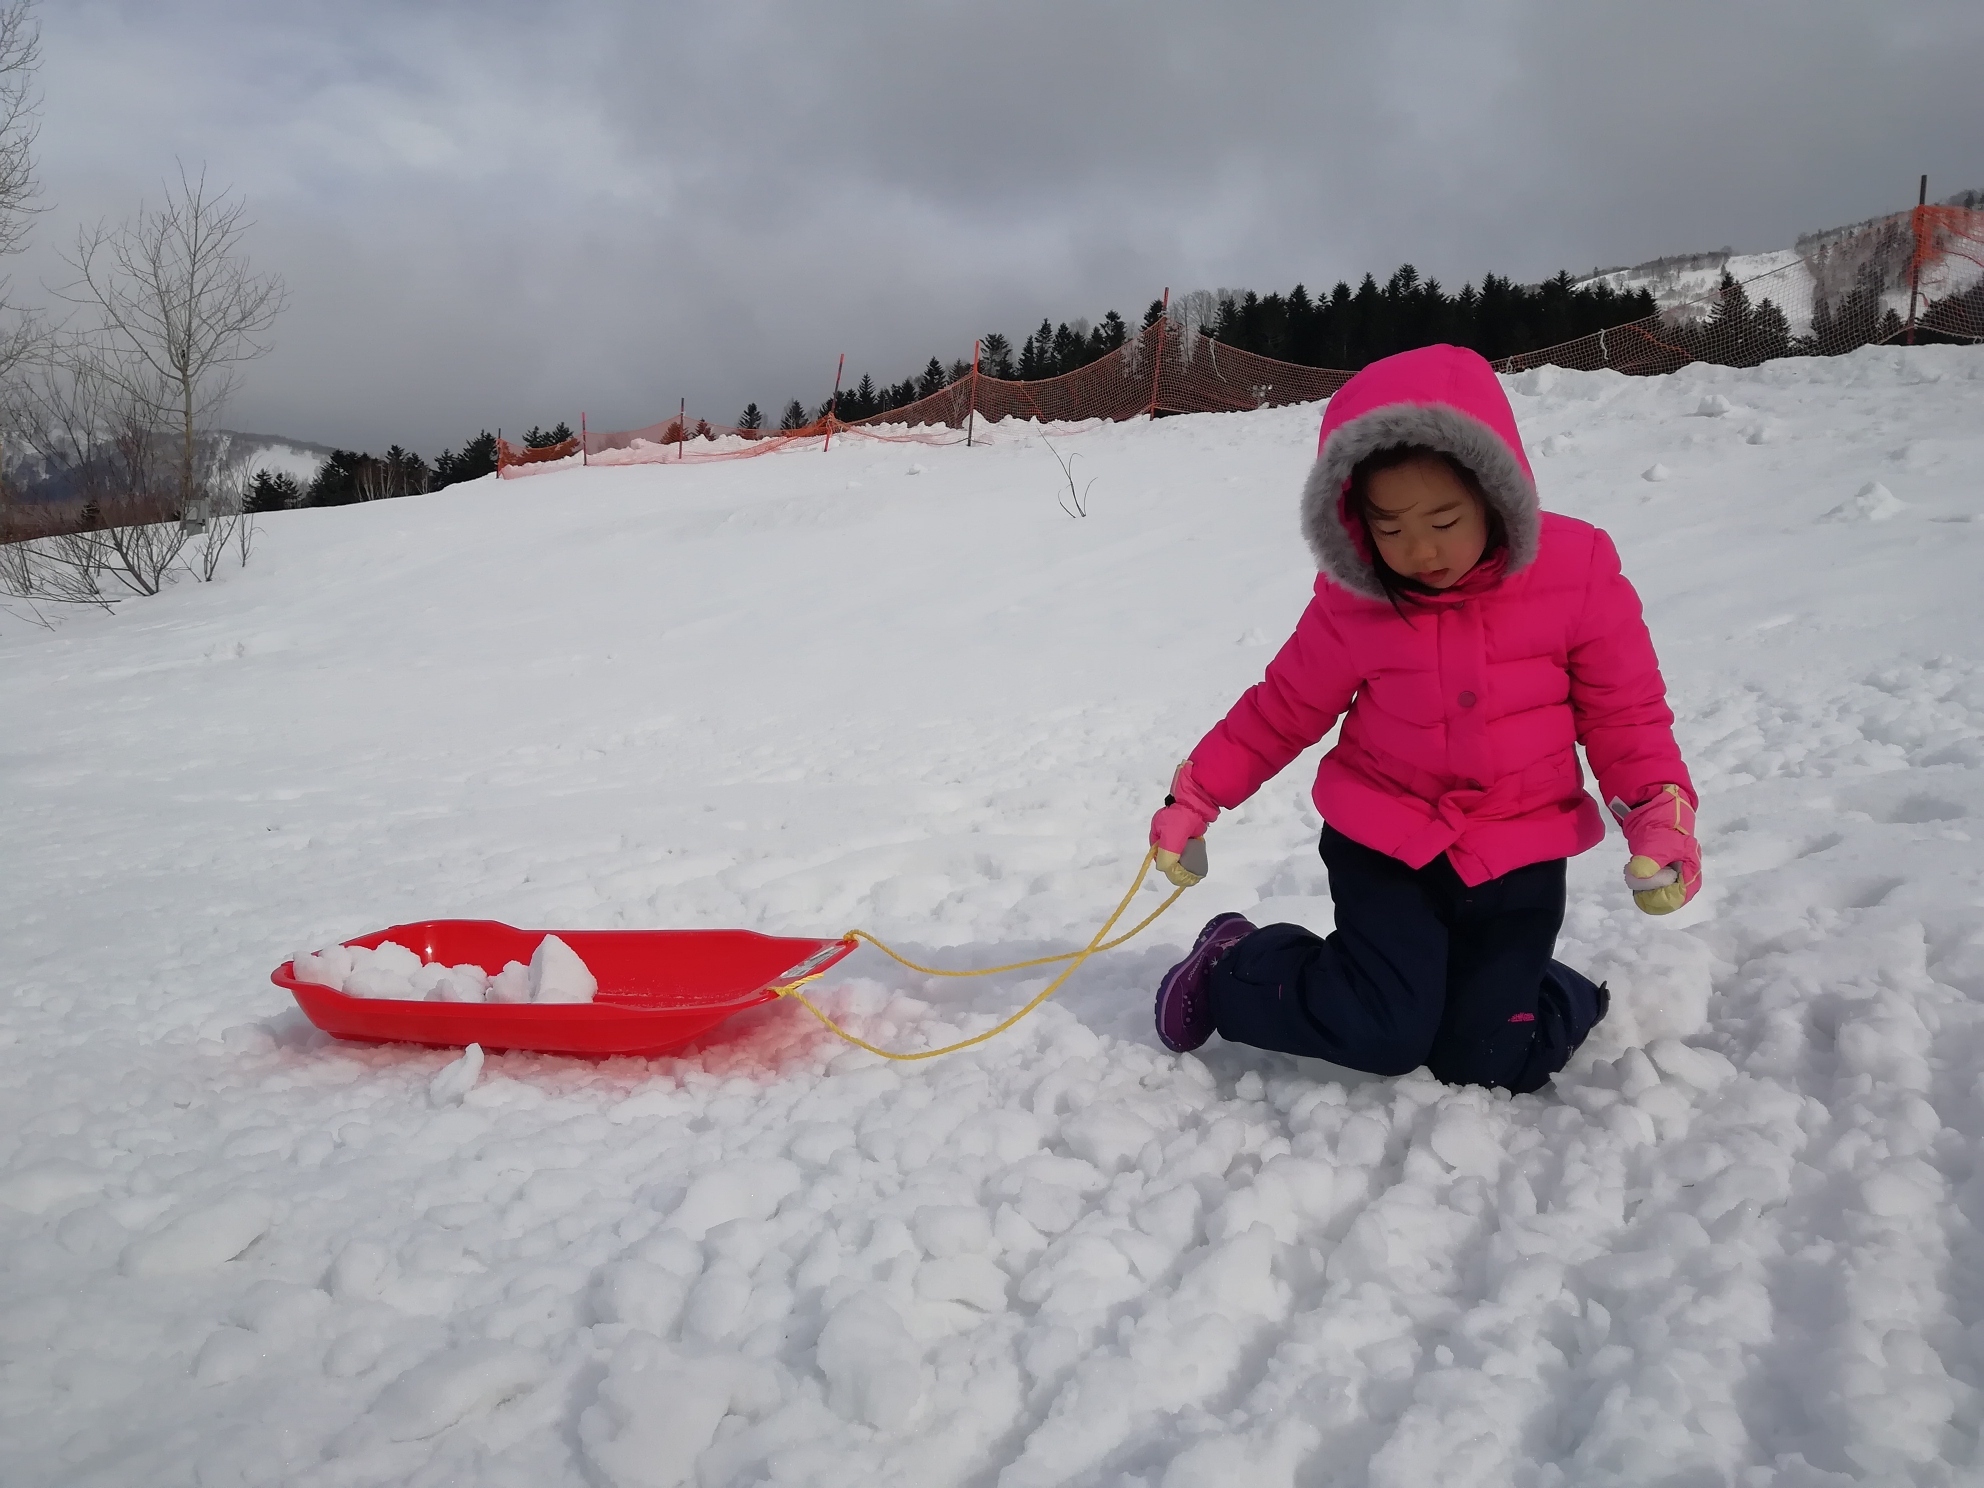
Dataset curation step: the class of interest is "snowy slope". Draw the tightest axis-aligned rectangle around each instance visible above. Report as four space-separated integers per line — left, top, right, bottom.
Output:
4 346 1984 1487
1581 248 1812 324
209 430 333 490
1578 207 1984 337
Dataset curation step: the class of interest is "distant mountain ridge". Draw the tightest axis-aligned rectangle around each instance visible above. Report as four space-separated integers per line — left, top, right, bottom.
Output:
4 428 334 506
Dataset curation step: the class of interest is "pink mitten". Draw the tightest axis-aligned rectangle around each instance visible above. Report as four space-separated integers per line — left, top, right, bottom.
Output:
1613 784 1701 915
1150 760 1220 887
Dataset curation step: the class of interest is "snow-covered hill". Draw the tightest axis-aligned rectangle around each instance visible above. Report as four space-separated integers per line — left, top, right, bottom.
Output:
1578 192 1984 334
209 429 334 489
2 428 329 507
1580 246 1809 316
4 346 1984 1486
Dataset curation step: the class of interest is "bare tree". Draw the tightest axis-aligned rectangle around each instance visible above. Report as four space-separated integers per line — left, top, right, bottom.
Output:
0 1 42 410
0 2 37 261
354 455 394 503
188 463 255 581
0 519 111 615
4 332 186 597
66 164 286 515
93 413 184 595
9 326 115 485
3 330 114 605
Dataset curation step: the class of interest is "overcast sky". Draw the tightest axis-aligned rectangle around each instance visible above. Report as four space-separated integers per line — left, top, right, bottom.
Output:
17 1 1984 452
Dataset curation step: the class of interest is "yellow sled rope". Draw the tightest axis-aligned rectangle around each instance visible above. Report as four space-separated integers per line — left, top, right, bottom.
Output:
773 847 1188 1061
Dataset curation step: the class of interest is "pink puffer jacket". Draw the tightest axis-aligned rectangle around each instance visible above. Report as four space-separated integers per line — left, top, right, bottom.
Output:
1188 344 1693 887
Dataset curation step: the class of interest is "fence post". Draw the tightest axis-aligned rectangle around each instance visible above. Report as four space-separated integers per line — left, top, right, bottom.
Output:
965 338 981 447
581 411 588 466
679 398 686 461
1147 287 1169 419
823 353 845 453
1906 173 1928 346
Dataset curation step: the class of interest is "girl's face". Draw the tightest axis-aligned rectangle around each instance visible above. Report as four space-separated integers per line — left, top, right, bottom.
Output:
1362 457 1490 590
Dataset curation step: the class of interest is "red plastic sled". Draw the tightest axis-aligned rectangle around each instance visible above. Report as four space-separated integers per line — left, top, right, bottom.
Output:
273 921 856 1058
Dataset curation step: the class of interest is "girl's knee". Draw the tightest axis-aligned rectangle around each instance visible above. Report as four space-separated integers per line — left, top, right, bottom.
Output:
1358 1019 1441 1077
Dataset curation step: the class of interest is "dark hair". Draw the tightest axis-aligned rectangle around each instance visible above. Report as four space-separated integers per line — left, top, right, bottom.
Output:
1344 444 1507 615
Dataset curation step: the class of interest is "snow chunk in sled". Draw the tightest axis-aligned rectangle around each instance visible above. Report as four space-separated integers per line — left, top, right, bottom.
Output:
273 922 854 1058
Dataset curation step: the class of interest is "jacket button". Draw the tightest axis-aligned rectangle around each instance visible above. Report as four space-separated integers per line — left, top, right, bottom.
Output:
1458 691 1477 707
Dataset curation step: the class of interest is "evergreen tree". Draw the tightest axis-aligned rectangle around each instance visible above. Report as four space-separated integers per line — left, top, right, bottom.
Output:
299 449 427 505
1049 321 1080 374
1211 294 1240 344
1916 277 1984 344
1832 262 1886 353
1284 284 1316 362
433 431 498 489
835 262 1686 410
523 422 573 449
244 468 300 513
1690 270 1752 365
1348 274 1383 364
1686 272 1794 368
737 402 764 430
303 450 367 507
779 399 809 431
1750 299 1791 363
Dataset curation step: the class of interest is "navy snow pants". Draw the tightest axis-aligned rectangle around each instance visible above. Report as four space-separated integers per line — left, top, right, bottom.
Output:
1207 826 1607 1095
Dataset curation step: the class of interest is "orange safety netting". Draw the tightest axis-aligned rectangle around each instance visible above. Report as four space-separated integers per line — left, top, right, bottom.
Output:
495 435 580 471
1910 203 1984 339
502 204 1982 477
501 321 1356 478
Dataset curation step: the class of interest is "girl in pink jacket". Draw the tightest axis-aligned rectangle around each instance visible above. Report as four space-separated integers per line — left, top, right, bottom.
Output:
1150 344 1700 1095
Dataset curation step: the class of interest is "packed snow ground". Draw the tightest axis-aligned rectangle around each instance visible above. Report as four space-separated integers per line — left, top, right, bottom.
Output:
4 347 1984 1487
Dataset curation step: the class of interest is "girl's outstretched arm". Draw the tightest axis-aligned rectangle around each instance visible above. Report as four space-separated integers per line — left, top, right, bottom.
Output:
1566 529 1696 813
1187 593 1362 810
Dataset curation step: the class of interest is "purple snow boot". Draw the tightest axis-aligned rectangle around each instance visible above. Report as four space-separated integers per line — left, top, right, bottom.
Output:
1154 912 1255 1053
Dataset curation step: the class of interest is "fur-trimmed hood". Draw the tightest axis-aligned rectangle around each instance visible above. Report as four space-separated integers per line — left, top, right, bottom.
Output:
1300 344 1540 600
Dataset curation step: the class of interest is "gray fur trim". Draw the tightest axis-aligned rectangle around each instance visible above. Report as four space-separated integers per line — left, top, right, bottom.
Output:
1299 403 1540 599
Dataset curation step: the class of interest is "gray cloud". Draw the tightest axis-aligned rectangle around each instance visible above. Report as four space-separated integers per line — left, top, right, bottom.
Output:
18 0 1983 451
